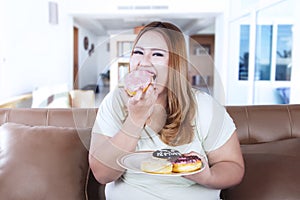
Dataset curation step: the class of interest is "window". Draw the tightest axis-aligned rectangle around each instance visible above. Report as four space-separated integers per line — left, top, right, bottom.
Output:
229 0 296 105
275 25 292 81
238 24 293 82
255 25 272 80
238 25 250 80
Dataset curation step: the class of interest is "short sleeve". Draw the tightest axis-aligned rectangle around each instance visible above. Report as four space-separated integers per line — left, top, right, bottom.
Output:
194 91 236 152
92 88 127 137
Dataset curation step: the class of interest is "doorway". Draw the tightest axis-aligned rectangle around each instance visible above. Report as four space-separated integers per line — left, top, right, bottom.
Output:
189 34 215 94
73 27 79 89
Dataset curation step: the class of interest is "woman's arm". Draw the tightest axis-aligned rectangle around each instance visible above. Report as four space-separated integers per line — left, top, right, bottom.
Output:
89 87 158 184
89 118 143 184
184 131 245 189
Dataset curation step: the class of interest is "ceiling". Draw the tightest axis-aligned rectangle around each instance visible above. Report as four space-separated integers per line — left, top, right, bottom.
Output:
74 16 216 36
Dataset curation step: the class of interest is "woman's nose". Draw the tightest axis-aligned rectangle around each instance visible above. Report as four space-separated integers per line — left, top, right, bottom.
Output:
139 54 152 67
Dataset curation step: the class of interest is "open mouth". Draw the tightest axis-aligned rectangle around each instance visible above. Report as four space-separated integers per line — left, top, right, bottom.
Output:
142 70 157 81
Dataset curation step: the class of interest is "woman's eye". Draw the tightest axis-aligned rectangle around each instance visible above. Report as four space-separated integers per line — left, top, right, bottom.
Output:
153 52 164 57
133 50 143 55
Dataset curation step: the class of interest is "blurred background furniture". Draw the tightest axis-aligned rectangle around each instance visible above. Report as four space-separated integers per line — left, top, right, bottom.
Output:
0 93 33 108
82 84 99 93
0 89 96 108
69 90 95 108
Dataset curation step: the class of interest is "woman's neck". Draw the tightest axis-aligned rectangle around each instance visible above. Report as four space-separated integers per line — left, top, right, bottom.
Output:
156 89 168 108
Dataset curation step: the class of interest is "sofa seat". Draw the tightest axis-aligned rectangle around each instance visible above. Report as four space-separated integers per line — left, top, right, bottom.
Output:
222 138 300 199
221 104 300 200
242 137 300 156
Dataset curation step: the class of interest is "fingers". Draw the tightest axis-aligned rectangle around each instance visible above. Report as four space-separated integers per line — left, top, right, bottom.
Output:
128 85 157 104
127 85 158 123
143 85 158 101
129 90 143 104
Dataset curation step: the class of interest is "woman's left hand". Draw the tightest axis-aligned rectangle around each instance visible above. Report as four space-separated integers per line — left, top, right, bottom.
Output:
182 132 245 189
182 151 212 185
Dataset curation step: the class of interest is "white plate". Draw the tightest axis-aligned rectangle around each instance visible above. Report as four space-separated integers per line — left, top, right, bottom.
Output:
117 151 205 176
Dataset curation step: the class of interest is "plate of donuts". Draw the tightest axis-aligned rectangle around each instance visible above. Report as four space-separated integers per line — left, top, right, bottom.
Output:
117 150 205 176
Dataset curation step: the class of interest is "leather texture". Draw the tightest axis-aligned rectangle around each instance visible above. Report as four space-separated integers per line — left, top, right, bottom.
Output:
0 105 299 200
226 104 300 144
0 108 103 200
0 122 91 200
222 105 300 199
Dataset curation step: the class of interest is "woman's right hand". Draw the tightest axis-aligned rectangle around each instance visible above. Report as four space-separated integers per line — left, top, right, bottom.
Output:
126 85 158 128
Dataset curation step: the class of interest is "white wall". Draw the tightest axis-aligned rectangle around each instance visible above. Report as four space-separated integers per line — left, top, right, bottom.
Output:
214 13 228 105
0 0 74 100
67 0 226 15
0 0 110 101
290 0 300 104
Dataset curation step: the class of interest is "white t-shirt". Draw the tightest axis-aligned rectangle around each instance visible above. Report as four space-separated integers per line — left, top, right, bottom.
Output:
92 88 236 200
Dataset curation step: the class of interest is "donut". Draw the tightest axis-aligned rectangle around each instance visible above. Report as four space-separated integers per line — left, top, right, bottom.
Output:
124 70 155 97
172 155 202 173
141 158 172 174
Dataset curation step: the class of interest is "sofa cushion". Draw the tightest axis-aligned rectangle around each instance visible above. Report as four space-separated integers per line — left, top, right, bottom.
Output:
0 122 91 200
222 138 300 200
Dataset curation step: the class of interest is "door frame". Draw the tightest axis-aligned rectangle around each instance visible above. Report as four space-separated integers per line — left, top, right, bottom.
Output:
73 27 79 89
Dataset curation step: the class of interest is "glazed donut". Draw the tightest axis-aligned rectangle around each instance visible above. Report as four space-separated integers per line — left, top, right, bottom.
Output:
124 70 155 97
172 155 202 173
141 158 172 174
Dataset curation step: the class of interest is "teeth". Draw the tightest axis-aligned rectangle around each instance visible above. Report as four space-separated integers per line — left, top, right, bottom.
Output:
144 70 156 80
139 69 157 80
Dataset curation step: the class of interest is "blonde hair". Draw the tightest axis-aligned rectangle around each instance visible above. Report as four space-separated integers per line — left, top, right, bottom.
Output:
132 22 196 146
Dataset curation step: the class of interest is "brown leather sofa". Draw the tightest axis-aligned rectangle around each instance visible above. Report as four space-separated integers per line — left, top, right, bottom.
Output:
222 104 300 200
0 108 103 200
0 104 299 199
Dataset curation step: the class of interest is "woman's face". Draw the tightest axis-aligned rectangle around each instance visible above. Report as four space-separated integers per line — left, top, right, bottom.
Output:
130 31 169 94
